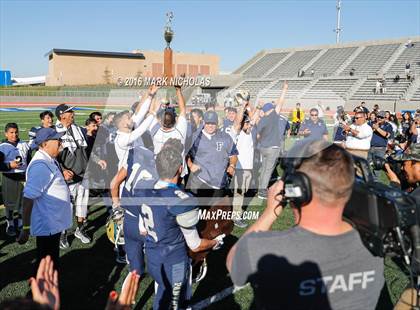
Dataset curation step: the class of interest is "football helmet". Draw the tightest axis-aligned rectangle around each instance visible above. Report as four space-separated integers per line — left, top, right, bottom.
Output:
234 90 250 106
106 207 125 246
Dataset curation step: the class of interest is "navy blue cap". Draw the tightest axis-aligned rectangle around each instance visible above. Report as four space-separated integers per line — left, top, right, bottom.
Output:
34 128 65 146
262 103 275 113
55 104 74 119
203 111 218 124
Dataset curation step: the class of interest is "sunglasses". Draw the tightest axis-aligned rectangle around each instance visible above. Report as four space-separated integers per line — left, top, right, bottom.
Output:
354 116 365 119
310 114 318 116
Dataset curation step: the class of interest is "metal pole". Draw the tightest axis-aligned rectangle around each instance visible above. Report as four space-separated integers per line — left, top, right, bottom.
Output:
335 0 342 44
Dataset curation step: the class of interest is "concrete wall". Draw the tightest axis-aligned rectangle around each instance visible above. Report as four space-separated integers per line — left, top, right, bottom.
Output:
46 50 219 86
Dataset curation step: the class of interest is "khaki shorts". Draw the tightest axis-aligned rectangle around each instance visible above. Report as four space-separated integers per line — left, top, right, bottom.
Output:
2 175 24 212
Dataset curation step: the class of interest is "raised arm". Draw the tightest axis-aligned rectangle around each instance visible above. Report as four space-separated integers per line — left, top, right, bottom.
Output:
232 100 248 134
275 81 288 115
132 85 160 127
174 84 186 117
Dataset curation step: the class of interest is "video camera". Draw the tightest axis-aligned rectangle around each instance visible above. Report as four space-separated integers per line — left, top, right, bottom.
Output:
280 152 420 275
344 156 420 274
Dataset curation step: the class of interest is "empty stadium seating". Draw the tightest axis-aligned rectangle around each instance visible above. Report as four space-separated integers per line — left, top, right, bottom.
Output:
260 79 312 99
267 50 321 78
233 79 274 101
387 42 420 76
307 47 358 77
410 87 420 101
340 44 400 76
225 38 420 104
303 78 358 100
351 78 412 101
242 53 289 78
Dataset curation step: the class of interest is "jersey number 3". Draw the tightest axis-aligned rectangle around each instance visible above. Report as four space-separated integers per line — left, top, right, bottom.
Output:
141 204 158 242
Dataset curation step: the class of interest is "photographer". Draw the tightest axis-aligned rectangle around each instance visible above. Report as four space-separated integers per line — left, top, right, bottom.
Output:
343 111 373 159
368 111 394 180
227 141 384 309
333 106 351 144
385 143 420 203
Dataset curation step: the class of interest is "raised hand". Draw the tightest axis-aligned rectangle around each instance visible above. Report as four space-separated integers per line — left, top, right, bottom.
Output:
148 85 160 97
105 271 140 310
30 255 60 310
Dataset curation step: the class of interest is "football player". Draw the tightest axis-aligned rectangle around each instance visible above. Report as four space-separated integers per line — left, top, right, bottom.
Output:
140 139 225 309
119 142 159 274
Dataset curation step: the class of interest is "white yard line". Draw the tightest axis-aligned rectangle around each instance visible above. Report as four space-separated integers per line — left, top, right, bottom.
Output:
190 284 249 310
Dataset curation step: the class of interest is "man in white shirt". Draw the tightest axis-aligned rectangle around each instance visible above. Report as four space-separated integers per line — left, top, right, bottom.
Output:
150 85 188 155
343 111 373 159
17 128 72 270
111 86 160 204
232 115 255 228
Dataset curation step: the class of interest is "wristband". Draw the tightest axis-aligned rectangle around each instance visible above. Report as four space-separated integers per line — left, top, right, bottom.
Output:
23 225 30 231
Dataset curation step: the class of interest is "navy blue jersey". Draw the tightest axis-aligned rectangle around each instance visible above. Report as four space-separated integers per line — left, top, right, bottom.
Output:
121 145 159 214
300 119 328 141
28 126 41 141
139 182 198 263
188 130 238 188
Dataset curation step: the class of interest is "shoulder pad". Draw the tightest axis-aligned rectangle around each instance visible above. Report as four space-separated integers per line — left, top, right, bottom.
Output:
176 208 199 228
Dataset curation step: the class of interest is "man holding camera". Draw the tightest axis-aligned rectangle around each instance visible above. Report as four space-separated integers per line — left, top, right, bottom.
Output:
343 111 373 159
227 141 384 309
368 110 394 179
385 143 420 203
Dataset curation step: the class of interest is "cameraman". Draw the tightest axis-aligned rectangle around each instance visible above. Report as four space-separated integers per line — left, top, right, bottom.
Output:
385 143 420 203
227 141 384 309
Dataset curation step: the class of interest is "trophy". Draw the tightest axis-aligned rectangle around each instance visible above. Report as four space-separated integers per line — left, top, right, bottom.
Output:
163 12 174 80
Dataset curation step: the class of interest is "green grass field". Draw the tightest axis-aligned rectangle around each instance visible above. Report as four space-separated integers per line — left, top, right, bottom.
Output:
0 108 409 309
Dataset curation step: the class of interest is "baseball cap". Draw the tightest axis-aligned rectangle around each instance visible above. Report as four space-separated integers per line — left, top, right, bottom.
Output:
34 128 65 146
203 111 218 124
401 143 420 162
55 104 74 119
262 103 275 113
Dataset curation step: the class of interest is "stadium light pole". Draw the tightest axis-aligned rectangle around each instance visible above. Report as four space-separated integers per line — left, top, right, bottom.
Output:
335 0 342 44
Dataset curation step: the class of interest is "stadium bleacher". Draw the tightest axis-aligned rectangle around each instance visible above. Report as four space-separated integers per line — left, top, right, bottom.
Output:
242 53 289 78
406 86 420 102
232 79 274 101
303 78 358 100
267 50 321 78
307 47 358 77
261 79 312 99
340 44 400 76
351 78 412 101
227 37 420 105
386 42 420 76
